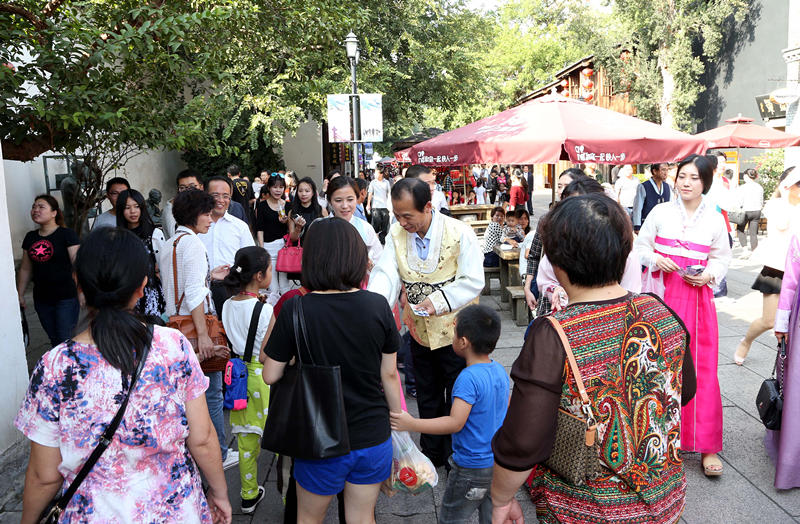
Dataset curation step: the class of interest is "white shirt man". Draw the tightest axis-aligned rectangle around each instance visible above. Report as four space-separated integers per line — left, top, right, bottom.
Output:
199 177 255 270
199 177 255 315
615 165 639 210
368 176 391 210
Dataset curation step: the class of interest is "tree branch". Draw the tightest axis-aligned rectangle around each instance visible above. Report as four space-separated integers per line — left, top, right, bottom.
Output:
0 3 45 30
41 0 66 19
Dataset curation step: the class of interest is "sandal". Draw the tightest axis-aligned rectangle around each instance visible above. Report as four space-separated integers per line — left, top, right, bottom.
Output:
702 453 723 477
733 338 748 366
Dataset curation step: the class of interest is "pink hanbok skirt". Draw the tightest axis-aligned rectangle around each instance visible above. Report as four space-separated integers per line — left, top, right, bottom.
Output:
657 252 723 453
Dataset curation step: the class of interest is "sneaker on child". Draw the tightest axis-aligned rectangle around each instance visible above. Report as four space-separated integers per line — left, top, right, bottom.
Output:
241 486 266 514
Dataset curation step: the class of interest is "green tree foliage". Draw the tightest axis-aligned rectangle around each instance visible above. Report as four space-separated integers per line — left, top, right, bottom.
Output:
596 0 750 131
752 148 785 199
420 0 612 133
193 0 493 160
1 1 234 232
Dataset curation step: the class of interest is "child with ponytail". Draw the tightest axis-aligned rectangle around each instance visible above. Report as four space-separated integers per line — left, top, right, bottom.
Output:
221 246 275 514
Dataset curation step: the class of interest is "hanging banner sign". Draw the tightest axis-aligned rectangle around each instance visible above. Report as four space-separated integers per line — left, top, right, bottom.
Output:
359 94 383 142
327 94 351 142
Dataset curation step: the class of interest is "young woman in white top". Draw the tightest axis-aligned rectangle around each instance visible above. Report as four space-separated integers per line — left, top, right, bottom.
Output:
116 189 166 319
734 166 800 364
326 176 383 267
221 246 275 514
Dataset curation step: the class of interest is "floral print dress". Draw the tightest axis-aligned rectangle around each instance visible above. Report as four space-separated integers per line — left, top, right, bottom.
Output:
15 326 212 523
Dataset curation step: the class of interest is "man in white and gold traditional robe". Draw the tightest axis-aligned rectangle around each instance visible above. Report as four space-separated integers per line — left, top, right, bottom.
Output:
369 176 484 466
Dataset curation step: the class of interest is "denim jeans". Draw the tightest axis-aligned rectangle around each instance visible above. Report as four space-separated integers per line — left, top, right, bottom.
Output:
398 332 416 388
439 456 493 524
34 297 80 347
205 371 228 459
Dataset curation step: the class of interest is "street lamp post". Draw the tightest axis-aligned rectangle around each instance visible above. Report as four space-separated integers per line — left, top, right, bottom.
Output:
345 32 360 177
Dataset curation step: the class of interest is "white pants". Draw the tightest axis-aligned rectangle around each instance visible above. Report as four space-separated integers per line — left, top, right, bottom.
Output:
263 238 291 305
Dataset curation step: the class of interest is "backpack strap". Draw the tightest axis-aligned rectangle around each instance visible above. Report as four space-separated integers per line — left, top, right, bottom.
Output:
243 301 264 363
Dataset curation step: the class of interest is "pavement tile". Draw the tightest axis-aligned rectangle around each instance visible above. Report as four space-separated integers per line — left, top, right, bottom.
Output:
682 451 795 524
717 364 766 420
0 512 21 524
718 406 800 517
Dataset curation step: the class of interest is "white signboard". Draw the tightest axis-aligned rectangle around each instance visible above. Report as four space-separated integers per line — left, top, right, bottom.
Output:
359 94 383 142
327 94 351 142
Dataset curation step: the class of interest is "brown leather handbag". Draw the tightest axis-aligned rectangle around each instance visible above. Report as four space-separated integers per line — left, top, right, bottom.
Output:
544 316 601 485
166 235 229 373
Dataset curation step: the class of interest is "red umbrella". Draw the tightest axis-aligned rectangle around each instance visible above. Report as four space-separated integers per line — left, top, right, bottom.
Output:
407 94 707 166
393 148 412 163
695 115 800 149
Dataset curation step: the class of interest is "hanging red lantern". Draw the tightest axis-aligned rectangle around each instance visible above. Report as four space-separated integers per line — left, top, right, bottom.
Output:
563 90 571 97
582 79 594 90
584 92 594 102
582 67 594 76
560 79 568 87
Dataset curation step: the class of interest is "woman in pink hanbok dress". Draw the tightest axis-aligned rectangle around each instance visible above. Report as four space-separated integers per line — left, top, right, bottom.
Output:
771 223 800 489
635 154 732 477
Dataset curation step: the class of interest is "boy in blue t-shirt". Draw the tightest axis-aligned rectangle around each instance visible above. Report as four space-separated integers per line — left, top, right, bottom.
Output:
391 304 509 524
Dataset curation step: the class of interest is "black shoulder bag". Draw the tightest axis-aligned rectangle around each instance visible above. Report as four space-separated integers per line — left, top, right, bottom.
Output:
38 325 153 524
756 339 787 431
261 296 350 460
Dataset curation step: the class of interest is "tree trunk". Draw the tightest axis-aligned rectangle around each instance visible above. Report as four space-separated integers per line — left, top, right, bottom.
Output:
658 52 675 129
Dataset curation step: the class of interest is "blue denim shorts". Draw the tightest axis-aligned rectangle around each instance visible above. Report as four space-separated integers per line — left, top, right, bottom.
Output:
294 438 392 496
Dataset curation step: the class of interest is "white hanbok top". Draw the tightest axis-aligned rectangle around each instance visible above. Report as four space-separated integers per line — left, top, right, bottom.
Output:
536 251 642 305
368 211 484 316
634 196 732 286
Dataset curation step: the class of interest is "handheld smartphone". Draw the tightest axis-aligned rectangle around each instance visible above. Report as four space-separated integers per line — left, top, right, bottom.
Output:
684 265 704 276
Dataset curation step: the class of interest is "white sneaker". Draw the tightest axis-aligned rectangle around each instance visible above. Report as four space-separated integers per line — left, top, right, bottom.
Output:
223 450 239 470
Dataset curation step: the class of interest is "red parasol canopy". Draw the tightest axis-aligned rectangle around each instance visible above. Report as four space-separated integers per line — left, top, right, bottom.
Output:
695 115 800 149
407 94 707 166
393 148 412 163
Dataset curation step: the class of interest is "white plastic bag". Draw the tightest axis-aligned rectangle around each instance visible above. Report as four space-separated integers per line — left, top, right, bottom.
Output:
390 430 438 494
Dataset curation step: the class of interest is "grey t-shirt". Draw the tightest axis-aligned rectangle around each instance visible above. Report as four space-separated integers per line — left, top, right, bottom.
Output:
92 210 117 229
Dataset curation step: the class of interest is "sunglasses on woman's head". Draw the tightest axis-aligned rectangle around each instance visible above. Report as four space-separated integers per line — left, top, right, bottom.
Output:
270 172 285 179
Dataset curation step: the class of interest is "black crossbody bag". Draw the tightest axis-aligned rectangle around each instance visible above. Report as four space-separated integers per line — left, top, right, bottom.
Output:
756 339 786 431
38 325 153 524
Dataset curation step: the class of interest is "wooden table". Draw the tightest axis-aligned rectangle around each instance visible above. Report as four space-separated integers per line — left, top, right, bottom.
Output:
450 204 495 222
494 245 520 303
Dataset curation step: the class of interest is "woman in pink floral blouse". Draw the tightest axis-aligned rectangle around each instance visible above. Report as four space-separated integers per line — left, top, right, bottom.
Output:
15 228 231 523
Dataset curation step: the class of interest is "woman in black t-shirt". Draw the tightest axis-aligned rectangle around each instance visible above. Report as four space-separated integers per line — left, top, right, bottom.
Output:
16 195 81 346
255 174 290 304
262 218 402 524
287 177 326 244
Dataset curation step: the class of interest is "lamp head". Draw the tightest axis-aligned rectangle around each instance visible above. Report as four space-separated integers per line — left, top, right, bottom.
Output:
345 32 358 60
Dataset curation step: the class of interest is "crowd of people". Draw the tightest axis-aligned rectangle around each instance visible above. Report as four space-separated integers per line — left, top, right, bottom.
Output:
11 155 800 524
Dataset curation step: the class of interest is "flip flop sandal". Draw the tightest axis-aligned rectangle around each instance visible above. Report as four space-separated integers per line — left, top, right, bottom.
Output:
702 455 723 477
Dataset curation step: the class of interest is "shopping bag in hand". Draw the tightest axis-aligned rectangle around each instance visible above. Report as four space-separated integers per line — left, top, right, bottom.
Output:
390 430 438 494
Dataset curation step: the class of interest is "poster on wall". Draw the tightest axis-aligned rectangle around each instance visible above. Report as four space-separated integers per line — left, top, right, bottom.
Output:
359 94 383 142
327 94 351 142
